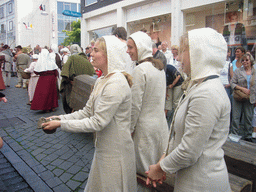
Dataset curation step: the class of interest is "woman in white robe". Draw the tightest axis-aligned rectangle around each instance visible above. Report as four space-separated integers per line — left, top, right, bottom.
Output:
42 36 137 192
24 54 39 104
146 28 231 192
127 31 168 191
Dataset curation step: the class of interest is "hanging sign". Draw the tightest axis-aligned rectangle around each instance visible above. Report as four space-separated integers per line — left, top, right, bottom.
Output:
62 10 81 17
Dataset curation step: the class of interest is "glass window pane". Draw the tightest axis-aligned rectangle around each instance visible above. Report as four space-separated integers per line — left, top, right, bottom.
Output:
64 4 71 11
71 3 77 12
57 2 63 14
58 20 64 32
85 0 97 6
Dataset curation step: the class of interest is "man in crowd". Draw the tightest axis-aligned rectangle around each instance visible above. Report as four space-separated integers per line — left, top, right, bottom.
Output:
153 43 167 71
15 45 31 88
161 41 173 65
0 44 13 87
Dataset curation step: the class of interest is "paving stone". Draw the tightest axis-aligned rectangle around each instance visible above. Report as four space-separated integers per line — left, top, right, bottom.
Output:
66 165 82 175
45 176 62 188
31 148 46 156
46 164 56 171
58 161 74 170
43 148 56 155
51 158 64 166
35 153 47 161
53 183 71 192
42 153 59 162
66 179 81 191
60 172 73 183
38 170 55 181
59 151 75 160
31 164 47 174
72 171 89 182
53 168 64 177
40 159 51 166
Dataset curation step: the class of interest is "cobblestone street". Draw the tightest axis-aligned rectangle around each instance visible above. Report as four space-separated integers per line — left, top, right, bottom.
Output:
0 77 94 192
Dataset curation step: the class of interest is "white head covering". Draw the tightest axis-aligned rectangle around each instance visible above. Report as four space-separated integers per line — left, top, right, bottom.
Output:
189 28 227 81
103 35 126 76
129 31 152 61
34 49 58 72
50 44 58 53
70 44 82 55
32 54 39 60
61 47 69 53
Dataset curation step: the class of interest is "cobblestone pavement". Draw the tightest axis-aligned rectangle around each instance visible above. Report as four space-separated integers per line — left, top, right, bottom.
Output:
0 77 94 192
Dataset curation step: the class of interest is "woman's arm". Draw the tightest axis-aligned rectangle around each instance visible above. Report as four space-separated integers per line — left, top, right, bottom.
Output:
168 75 181 89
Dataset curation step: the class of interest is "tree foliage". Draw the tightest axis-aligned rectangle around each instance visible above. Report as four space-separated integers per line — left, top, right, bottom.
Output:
62 19 81 46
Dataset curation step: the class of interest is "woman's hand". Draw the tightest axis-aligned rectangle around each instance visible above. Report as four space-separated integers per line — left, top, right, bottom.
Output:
45 116 60 120
145 162 166 187
241 87 250 95
42 120 61 131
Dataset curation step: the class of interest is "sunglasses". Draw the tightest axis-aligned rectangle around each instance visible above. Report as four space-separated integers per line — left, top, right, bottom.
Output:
242 59 250 62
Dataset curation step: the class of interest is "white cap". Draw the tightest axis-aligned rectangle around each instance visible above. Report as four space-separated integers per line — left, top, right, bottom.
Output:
32 54 39 60
61 47 69 53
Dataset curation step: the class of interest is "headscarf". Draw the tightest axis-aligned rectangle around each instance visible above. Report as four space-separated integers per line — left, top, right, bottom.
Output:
189 28 227 81
34 49 58 72
129 31 152 61
50 44 58 54
103 35 126 76
70 44 82 55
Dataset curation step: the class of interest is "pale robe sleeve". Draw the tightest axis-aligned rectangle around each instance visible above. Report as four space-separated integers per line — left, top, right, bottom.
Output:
130 65 146 133
160 89 221 174
60 78 124 133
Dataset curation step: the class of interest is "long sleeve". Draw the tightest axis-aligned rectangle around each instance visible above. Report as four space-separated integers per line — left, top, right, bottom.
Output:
160 89 222 174
130 66 146 133
60 78 124 133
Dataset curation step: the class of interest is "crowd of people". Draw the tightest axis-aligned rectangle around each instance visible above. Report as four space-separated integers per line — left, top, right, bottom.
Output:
0 26 255 191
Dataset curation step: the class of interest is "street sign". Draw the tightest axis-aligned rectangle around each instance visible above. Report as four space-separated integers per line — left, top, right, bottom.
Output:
62 10 81 17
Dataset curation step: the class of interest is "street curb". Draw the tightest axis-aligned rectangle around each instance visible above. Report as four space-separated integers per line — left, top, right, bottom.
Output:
1 141 53 192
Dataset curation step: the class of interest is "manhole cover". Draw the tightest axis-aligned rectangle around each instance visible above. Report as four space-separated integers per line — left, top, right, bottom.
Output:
0 117 26 128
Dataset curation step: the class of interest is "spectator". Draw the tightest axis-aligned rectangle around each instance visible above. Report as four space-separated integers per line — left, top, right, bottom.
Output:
230 53 255 142
161 41 173 65
1 45 13 87
230 46 245 79
152 42 167 71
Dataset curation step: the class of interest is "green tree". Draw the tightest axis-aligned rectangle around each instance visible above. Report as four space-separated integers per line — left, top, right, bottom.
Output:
62 19 81 46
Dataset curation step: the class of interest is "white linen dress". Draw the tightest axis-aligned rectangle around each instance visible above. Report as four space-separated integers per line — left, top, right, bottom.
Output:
160 28 231 192
59 36 137 192
129 31 169 183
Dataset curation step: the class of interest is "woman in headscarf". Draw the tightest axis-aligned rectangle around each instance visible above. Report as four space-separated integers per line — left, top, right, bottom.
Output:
60 44 95 114
31 49 59 112
127 31 168 191
24 54 39 105
146 28 231 192
42 36 137 192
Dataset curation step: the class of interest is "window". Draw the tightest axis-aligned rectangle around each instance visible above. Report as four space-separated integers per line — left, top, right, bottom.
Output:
8 3 12 13
57 2 63 14
71 3 77 12
1 24 5 33
0 7 4 19
9 21 13 31
64 3 71 11
58 20 64 32
65 21 71 30
85 0 97 6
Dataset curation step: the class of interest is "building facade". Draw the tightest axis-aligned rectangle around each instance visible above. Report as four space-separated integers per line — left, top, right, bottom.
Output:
81 0 256 58
0 0 80 49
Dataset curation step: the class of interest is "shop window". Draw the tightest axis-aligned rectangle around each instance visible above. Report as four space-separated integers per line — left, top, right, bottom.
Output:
85 0 97 6
0 7 4 19
9 21 13 31
8 3 12 13
185 0 256 58
64 3 71 11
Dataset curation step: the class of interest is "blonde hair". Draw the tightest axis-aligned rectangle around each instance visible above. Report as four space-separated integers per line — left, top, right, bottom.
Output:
96 37 133 87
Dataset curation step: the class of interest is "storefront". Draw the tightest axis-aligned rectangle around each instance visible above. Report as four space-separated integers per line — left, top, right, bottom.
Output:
81 0 256 58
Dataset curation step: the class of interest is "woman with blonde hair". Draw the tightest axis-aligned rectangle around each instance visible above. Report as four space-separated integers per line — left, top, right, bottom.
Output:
146 28 231 192
42 36 136 192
